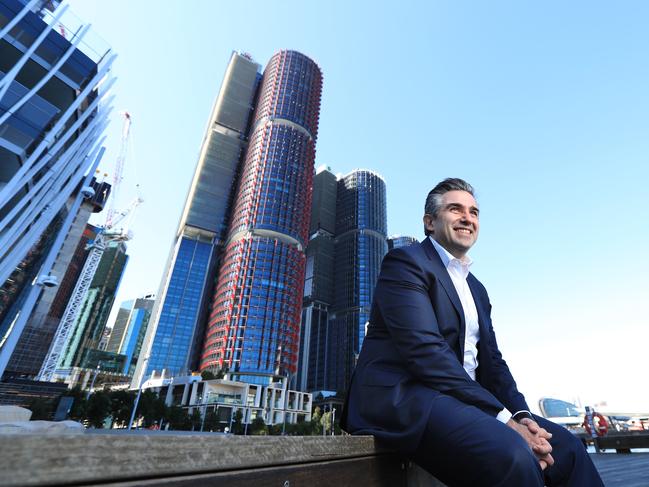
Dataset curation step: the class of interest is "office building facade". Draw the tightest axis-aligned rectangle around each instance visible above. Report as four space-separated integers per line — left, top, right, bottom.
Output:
0 0 114 377
132 52 261 386
200 50 323 385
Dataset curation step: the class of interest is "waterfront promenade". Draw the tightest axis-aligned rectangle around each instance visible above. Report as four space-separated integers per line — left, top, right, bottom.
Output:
591 453 649 487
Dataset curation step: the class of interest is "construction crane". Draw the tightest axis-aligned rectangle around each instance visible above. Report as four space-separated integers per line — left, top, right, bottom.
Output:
105 111 131 229
38 112 142 382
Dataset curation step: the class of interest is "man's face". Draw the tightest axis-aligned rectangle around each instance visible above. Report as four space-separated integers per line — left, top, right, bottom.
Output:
423 190 479 259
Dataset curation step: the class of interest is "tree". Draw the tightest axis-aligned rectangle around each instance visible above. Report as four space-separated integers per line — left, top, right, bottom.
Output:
109 389 135 427
310 406 323 435
250 416 268 435
86 390 111 428
189 409 202 431
201 367 227 380
202 408 219 431
66 386 88 422
232 409 244 434
286 421 313 436
166 406 191 430
137 390 167 428
200 370 216 381
321 410 332 435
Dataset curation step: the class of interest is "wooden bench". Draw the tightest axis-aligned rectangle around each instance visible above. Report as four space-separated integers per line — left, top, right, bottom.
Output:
0 433 445 486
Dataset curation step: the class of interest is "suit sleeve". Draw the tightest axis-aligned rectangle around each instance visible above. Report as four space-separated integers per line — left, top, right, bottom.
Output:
473 286 530 414
375 248 505 417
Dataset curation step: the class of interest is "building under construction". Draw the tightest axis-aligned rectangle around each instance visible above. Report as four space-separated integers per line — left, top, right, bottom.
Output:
0 0 116 382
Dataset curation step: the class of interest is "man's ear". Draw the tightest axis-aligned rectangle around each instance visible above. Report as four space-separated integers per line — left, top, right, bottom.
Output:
423 214 434 235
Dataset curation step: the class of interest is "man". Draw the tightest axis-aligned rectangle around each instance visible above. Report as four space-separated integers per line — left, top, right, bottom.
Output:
342 178 603 486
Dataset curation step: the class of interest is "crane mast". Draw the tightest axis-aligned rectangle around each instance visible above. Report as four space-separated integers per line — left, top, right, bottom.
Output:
105 112 131 228
38 112 139 381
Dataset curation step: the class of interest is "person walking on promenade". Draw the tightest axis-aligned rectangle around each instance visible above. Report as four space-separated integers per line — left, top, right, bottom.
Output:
342 178 603 486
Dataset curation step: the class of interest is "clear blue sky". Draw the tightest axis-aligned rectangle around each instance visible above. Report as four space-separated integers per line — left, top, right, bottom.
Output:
68 0 649 411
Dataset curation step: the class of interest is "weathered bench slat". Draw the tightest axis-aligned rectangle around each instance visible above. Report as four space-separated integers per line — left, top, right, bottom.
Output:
96 456 407 487
0 434 400 487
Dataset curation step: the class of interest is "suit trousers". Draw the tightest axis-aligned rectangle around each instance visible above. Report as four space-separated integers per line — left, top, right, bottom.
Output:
410 394 604 487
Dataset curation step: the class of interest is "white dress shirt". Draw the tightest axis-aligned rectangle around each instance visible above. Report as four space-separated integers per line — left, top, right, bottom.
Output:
430 237 480 379
430 237 512 423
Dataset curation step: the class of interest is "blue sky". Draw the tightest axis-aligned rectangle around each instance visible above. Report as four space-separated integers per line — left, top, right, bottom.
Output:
68 0 649 411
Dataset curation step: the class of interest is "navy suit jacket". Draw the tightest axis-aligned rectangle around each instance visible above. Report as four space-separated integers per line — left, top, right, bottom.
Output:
342 238 529 453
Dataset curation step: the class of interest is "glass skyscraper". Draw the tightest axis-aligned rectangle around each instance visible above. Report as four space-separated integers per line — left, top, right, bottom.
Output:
200 51 323 384
297 168 388 394
332 170 387 393
132 52 261 387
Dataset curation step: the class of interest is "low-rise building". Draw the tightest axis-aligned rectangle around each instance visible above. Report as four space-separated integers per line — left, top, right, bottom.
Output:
139 373 312 431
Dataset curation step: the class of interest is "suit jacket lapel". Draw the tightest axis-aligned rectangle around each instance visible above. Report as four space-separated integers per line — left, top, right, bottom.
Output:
421 239 466 344
467 274 490 385
467 275 490 347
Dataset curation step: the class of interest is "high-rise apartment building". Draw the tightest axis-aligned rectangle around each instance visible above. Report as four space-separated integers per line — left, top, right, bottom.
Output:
388 234 418 250
0 0 115 377
201 51 323 385
132 52 262 387
298 169 387 394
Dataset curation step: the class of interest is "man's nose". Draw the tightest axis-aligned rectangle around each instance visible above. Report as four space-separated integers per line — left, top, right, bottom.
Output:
461 211 476 223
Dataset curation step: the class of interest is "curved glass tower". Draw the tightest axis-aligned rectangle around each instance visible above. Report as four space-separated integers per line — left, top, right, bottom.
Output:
330 170 387 392
201 51 322 383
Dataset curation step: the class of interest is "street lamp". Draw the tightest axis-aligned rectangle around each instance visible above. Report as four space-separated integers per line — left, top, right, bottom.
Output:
127 355 150 430
86 364 101 401
200 394 209 432
228 407 235 433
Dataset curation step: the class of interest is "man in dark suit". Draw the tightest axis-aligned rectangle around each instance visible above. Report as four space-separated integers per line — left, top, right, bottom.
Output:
342 178 603 486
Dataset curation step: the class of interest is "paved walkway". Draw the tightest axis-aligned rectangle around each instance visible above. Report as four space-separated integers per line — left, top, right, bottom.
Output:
591 453 649 487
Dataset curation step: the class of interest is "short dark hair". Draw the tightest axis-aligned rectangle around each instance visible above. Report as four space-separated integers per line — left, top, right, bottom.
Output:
423 178 476 236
